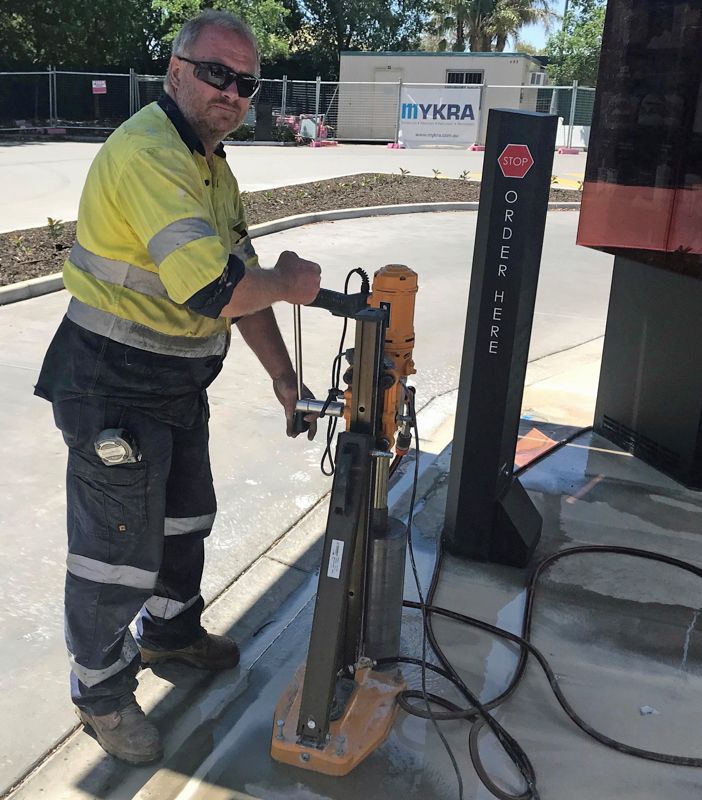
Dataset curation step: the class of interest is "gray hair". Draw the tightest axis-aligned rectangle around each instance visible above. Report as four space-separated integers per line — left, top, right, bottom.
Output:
165 9 260 89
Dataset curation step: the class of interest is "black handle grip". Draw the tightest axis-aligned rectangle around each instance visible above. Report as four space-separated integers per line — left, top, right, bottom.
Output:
292 410 310 435
308 288 368 318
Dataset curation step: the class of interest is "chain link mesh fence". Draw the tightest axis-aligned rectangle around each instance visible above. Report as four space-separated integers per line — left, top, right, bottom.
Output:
0 69 596 148
0 72 52 129
53 72 132 129
135 74 164 110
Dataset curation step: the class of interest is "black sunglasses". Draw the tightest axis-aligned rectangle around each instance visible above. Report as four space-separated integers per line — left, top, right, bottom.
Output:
177 56 260 99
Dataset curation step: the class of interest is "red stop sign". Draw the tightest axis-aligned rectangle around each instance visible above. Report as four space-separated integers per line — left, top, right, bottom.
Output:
498 144 534 179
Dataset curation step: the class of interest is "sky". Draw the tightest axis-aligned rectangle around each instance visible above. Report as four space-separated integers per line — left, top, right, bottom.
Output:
514 0 567 51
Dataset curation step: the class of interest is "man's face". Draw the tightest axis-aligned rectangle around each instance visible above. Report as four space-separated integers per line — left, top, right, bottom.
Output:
169 25 258 145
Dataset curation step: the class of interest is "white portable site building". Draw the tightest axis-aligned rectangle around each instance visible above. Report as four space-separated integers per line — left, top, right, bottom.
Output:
336 51 548 144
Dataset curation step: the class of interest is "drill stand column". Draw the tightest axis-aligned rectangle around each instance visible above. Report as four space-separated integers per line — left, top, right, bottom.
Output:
271 266 418 776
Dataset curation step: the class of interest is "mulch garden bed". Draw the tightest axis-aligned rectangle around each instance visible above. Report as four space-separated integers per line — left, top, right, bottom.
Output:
0 173 579 287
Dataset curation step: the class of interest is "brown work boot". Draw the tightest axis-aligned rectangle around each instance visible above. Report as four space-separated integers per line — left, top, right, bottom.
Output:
139 632 240 670
76 699 163 764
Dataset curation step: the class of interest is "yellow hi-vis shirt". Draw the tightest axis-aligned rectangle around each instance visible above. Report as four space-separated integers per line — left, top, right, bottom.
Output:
63 95 259 358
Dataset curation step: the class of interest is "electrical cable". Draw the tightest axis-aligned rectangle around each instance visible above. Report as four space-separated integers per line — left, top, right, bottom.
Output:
405 546 702 767
378 426 702 800
315 298 699 793
418 426 594 731
403 391 540 800
401 387 469 800
319 268 370 476
389 453 403 478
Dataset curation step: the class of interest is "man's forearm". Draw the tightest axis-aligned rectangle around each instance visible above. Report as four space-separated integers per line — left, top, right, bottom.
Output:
219 251 322 318
220 268 284 319
236 307 294 380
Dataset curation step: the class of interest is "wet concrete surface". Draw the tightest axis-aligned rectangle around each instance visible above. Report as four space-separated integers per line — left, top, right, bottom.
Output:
169 433 702 800
6 409 702 799
1 210 616 794
52 429 699 800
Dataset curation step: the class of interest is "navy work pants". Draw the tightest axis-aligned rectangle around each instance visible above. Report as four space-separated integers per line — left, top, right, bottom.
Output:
52 396 216 715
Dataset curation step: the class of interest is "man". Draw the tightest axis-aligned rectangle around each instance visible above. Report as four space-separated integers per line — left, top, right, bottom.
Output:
34 9 320 765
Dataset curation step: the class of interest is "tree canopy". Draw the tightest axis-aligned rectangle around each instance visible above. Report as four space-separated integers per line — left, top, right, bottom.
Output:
1 0 567 76
545 0 605 85
0 0 290 70
0 0 167 69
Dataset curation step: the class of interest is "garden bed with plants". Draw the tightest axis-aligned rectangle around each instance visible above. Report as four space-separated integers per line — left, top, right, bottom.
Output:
0 173 578 287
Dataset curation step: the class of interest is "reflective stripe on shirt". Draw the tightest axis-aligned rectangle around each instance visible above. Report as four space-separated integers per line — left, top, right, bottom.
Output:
148 217 217 267
231 236 257 264
69 242 169 299
56 99 251 357
66 298 228 357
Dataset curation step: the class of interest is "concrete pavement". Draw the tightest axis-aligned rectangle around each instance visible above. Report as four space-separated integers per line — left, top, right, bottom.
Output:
0 209 613 795
0 140 586 233
7 328 701 800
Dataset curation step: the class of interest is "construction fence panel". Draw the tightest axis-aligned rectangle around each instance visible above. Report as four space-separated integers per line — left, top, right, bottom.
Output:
477 84 596 148
0 69 597 148
53 72 131 129
0 72 51 129
135 74 164 112
286 80 323 138
478 84 554 145
247 79 285 138
334 82 401 142
571 86 596 148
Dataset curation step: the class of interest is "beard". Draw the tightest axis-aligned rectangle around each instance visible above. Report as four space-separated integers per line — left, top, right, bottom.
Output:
205 101 245 136
179 88 246 146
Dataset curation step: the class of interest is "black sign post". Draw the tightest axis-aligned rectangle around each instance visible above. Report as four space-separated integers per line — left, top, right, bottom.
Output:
443 109 557 567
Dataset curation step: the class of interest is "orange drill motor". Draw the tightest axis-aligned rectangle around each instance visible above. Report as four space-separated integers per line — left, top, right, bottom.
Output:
342 264 418 454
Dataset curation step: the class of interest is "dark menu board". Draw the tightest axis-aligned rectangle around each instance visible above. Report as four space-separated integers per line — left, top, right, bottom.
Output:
577 0 702 269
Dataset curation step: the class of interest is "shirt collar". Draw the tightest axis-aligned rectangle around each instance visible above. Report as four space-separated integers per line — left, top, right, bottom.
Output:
157 93 226 159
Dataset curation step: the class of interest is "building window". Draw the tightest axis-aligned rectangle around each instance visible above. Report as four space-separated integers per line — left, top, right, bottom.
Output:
446 70 484 85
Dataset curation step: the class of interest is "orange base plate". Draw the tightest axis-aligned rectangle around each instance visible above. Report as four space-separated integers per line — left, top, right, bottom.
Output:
270 663 405 776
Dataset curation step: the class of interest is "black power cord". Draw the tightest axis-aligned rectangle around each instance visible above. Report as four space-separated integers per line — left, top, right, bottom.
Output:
319 268 370 476
314 298 701 794
400 389 471 799
397 394 539 800
379 425 702 800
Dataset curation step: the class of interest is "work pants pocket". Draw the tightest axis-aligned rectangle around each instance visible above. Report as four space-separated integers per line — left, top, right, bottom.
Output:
68 450 148 542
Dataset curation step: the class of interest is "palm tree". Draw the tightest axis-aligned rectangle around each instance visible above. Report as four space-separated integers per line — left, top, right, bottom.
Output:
489 0 553 51
428 0 553 53
428 0 493 52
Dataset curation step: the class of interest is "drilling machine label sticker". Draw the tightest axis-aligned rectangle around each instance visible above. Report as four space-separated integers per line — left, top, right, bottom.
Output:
327 539 344 579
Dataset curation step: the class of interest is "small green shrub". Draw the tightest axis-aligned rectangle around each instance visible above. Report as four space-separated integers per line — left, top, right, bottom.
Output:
11 235 31 259
47 217 65 245
274 124 297 143
229 124 254 141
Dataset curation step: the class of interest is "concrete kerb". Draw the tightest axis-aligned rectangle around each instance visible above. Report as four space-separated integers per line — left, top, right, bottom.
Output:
0 273 64 305
0 201 581 306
